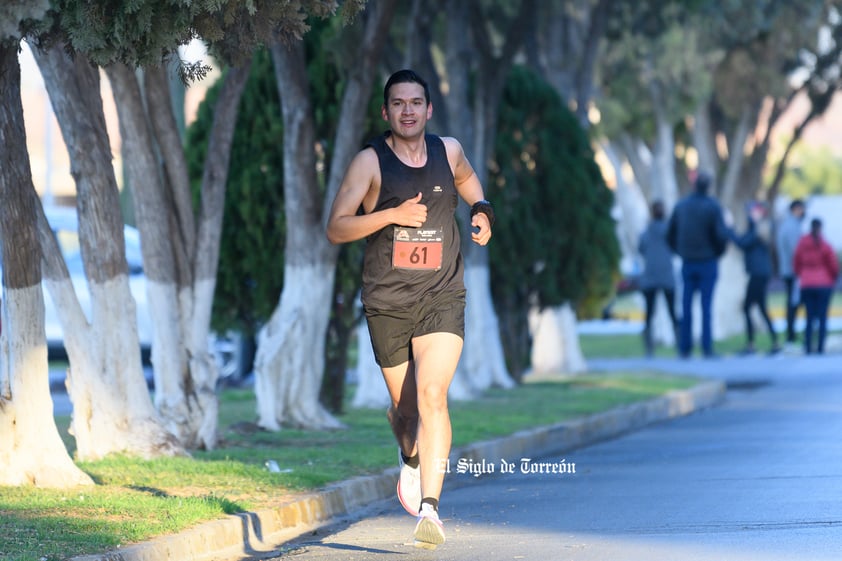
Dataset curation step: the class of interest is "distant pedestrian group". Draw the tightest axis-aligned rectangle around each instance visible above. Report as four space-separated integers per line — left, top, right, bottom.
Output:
637 173 839 358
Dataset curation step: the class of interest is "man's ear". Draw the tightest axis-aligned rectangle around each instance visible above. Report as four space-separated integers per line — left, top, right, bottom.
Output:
427 102 433 119
381 105 388 121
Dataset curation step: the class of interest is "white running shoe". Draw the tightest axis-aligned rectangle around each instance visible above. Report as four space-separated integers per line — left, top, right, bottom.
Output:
397 448 421 516
413 503 445 549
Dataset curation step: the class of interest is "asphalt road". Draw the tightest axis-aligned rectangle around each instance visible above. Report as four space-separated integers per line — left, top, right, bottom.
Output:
266 353 842 561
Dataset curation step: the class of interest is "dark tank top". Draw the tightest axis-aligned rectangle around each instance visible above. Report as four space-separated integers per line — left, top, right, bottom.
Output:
361 133 465 310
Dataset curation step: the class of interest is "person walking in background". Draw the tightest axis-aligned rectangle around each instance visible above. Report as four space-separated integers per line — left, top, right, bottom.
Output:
667 171 730 358
731 202 781 355
326 69 494 549
638 200 679 357
794 218 839 355
776 199 806 344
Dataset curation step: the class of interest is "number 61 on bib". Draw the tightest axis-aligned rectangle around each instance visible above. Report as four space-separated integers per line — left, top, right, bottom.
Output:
392 227 444 270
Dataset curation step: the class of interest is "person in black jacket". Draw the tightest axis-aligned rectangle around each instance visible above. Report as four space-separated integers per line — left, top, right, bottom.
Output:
731 202 781 355
666 171 730 358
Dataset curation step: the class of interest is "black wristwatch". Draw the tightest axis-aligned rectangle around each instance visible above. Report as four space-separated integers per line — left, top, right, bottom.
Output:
470 199 495 227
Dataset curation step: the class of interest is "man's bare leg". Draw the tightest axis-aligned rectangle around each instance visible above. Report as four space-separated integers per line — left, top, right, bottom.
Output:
381 361 423 516
410 332 462 503
381 361 419 457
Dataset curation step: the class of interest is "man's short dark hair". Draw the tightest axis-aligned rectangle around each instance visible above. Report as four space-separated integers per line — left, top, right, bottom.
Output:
790 199 805 211
695 171 712 194
383 69 430 107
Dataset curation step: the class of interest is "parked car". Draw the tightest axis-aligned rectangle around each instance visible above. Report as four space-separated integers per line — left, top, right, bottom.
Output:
0 206 250 382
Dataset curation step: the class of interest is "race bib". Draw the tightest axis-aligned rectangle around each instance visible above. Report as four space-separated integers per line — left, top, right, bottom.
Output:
392 227 443 270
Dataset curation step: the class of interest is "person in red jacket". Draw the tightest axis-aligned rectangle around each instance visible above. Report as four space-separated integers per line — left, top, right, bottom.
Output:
793 218 840 354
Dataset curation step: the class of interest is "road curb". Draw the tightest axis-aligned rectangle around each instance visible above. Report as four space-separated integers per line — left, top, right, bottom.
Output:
69 378 725 561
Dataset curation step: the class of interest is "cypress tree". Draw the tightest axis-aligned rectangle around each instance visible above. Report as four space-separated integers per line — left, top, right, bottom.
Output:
186 48 285 340
489 65 620 378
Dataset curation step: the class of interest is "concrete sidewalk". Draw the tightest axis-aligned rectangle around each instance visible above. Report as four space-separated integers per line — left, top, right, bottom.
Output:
67 378 725 561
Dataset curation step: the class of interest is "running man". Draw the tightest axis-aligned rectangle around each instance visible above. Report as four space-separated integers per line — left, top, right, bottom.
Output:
326 69 493 549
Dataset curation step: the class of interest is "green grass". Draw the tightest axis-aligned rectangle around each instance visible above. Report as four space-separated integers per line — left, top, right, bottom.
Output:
580 330 759 358
0 372 699 561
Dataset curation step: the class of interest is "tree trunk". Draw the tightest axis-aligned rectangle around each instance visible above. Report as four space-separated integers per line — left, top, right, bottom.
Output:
692 101 717 175
260 40 341 430
458 264 514 395
255 263 343 429
711 247 747 341
530 0 609 129
257 1 395 429
719 105 753 208
106 62 187 439
618 133 656 201
529 305 587 376
766 104 819 203
351 312 389 409
32 44 183 460
0 44 93 486
649 87 679 211
603 142 649 274
106 61 250 450
441 0 536 394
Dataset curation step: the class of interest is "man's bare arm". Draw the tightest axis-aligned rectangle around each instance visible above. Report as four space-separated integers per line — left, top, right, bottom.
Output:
326 150 429 244
443 137 492 246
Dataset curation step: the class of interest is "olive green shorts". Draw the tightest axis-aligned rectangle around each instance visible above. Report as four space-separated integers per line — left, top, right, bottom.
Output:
364 289 466 368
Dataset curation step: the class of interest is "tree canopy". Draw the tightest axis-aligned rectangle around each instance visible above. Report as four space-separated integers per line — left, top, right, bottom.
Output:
33 1 347 80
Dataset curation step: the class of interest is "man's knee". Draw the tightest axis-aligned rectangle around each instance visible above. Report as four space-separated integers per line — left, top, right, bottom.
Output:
417 383 449 413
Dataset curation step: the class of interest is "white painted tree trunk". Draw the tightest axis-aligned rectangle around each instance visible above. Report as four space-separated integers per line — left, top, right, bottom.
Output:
603 141 650 274
264 5 394 427
0 44 93 485
106 62 250 451
528 304 587 376
437 4 531 396
60 277 183 460
31 45 182 461
184 279 219 445
0 287 93 487
652 289 678 346
457 264 514 398
351 319 389 409
145 280 218 450
713 246 747 341
651 112 680 211
254 264 344 430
